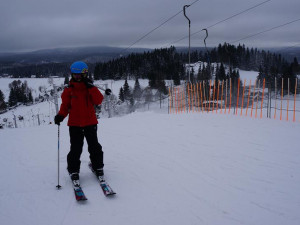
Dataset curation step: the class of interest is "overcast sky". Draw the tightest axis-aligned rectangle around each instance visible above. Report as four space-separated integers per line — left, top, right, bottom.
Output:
0 0 299 53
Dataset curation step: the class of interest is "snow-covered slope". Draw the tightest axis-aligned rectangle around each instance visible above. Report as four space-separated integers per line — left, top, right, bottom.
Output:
0 111 299 225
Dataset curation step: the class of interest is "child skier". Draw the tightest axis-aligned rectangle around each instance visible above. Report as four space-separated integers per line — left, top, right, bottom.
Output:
54 61 111 184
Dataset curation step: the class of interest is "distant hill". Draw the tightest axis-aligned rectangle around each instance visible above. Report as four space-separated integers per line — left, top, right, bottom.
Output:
0 46 152 64
0 45 298 65
266 47 300 63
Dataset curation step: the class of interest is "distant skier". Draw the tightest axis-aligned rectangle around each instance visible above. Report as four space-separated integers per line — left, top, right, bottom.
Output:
54 61 111 184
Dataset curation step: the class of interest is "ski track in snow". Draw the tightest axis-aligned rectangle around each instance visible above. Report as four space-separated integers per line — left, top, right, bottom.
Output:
0 110 300 225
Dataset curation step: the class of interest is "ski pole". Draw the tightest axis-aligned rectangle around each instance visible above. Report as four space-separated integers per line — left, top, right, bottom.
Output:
56 124 62 189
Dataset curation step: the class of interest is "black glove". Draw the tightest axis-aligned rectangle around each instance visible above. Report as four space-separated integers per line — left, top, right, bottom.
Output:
105 89 112 95
83 78 94 89
54 114 64 125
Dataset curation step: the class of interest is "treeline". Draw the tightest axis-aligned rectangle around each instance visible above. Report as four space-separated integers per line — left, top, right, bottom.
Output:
94 43 300 92
2 43 299 90
94 46 185 86
94 44 299 85
0 63 70 78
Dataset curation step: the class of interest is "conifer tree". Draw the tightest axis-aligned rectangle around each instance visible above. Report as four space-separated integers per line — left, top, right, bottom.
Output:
218 62 226 81
0 90 7 111
8 88 17 106
123 79 131 100
28 90 33 103
173 71 181 85
119 87 125 102
64 74 70 85
133 78 142 101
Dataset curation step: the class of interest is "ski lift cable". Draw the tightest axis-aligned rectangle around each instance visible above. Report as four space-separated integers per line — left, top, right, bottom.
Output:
229 18 300 44
169 0 272 46
119 0 200 55
191 18 300 50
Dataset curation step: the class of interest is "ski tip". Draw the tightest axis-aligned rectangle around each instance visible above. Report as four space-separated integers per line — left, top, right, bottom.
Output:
105 192 117 197
76 197 88 201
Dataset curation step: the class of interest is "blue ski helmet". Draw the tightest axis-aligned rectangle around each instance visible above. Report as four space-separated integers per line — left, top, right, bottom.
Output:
70 61 88 74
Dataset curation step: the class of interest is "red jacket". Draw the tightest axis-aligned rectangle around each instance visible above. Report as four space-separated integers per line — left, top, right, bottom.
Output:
58 80 104 127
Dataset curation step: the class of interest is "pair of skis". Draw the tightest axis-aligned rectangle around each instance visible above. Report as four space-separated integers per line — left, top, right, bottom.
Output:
72 165 116 201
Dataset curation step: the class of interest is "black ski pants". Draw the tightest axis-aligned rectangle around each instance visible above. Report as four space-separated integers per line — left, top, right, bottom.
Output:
67 125 104 174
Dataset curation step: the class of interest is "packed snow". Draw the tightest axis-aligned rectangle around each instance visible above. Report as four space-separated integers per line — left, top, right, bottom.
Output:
0 72 300 225
1 111 300 225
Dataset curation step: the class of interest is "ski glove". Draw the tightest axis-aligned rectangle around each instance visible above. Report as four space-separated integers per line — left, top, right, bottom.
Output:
105 89 112 95
54 114 64 125
83 78 94 89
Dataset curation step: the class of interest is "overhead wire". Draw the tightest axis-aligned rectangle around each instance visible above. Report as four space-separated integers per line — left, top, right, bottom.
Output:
116 0 297 60
229 18 300 44
119 0 200 55
169 0 272 46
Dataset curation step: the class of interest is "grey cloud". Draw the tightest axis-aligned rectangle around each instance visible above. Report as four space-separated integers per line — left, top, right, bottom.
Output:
0 0 299 52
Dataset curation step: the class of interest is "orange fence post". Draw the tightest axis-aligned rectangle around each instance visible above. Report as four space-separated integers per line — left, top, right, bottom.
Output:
176 87 178 113
287 78 290 121
203 81 207 112
208 80 212 112
255 80 260 118
183 85 186 113
236 78 240 115
182 86 184 113
246 80 251 116
175 87 177 114
274 78 277 119
229 78 232 114
190 83 192 113
280 78 283 121
216 80 220 113
191 83 194 113
178 87 180 114
240 79 246 116
179 86 181 113
225 79 228 114
197 83 200 112
200 81 203 112
220 80 224 113
190 84 194 113
294 78 297 122
187 83 190 113
194 84 197 112
212 80 216 113
169 87 172 114
176 86 179 113
251 80 256 117
260 79 265 119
